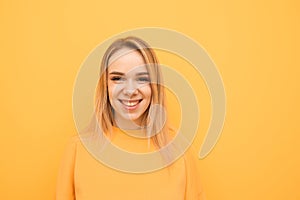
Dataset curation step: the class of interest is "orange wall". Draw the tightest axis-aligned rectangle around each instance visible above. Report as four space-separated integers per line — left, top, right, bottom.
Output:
0 0 299 199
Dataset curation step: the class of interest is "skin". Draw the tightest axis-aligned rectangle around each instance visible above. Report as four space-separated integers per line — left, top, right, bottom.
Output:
107 50 152 130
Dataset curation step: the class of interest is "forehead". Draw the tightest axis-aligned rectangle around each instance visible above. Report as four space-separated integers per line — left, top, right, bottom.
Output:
108 50 147 74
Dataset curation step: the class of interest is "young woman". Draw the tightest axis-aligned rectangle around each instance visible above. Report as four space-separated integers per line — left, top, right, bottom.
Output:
56 36 206 200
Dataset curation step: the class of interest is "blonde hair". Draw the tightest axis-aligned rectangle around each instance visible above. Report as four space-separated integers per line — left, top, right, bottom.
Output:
94 36 169 149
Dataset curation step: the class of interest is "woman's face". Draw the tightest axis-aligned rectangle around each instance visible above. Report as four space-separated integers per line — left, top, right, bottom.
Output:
107 50 152 128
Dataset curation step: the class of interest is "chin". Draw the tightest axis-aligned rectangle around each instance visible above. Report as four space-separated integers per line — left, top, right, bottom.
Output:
123 114 142 123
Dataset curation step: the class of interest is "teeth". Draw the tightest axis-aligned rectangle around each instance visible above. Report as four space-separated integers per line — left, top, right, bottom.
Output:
122 100 139 107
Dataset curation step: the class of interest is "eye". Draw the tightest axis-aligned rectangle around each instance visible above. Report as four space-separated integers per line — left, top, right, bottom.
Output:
110 76 125 83
137 77 150 83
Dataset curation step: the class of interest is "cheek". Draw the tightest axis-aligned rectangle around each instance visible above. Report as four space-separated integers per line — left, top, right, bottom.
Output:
143 85 152 102
107 83 116 102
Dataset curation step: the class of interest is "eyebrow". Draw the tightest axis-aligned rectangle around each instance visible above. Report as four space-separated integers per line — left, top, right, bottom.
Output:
109 71 149 76
109 71 124 75
136 72 149 76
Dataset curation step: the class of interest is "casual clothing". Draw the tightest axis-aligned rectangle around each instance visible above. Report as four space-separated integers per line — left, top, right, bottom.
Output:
56 127 206 200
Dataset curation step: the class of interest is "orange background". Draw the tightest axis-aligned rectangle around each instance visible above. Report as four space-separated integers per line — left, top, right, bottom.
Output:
0 0 299 199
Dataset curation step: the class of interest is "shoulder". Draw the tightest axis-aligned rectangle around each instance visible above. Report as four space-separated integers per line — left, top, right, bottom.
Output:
69 135 81 142
61 135 85 159
67 131 100 146
61 135 80 156
166 125 178 142
65 135 81 147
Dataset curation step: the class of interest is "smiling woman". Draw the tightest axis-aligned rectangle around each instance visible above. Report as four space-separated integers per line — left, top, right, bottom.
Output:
56 36 206 200
107 50 152 130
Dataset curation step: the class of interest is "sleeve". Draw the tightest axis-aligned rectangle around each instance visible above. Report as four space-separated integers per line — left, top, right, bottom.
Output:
56 137 77 200
184 146 206 200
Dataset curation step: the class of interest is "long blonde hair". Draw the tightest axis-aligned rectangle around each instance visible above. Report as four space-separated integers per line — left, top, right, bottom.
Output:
94 36 169 149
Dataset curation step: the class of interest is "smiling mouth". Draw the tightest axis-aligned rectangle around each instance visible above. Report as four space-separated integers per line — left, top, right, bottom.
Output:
119 99 142 107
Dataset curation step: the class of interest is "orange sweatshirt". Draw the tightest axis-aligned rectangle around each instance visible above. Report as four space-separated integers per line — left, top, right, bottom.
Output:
56 127 206 200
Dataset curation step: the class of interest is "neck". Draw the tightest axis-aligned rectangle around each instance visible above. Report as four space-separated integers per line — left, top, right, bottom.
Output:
114 115 143 130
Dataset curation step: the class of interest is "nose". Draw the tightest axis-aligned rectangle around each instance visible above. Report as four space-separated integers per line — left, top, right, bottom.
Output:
123 79 138 96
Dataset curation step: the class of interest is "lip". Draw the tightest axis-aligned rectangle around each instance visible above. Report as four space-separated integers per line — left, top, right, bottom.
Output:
119 99 142 110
